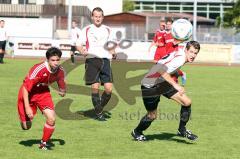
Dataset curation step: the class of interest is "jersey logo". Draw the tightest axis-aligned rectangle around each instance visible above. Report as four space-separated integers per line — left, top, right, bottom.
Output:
43 73 47 77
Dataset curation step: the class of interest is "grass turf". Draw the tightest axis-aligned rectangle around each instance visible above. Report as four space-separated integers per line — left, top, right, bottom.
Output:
0 58 240 159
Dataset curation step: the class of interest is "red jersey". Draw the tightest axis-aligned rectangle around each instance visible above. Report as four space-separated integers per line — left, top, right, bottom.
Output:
164 31 178 54
17 61 66 122
152 30 167 60
153 29 165 46
22 61 66 96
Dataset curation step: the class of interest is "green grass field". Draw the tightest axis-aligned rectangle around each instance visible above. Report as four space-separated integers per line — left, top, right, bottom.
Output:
1 58 240 159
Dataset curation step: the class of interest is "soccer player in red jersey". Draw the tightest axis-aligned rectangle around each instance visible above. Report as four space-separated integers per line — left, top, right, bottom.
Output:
17 47 66 150
164 19 187 86
148 20 166 63
164 18 176 54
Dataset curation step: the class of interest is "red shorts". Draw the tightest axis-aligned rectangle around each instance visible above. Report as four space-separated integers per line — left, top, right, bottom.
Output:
17 86 54 122
154 47 167 61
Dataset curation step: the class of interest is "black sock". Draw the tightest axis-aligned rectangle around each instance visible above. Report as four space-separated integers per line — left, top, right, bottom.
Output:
71 55 75 63
101 91 111 108
135 115 154 133
0 54 3 63
91 93 101 108
179 105 191 131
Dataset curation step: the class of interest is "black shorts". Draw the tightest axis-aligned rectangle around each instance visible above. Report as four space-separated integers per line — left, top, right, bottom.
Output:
71 45 77 52
85 58 113 85
141 81 178 111
0 41 6 51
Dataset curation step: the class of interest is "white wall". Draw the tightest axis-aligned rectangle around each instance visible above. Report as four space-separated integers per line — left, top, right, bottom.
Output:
11 0 18 4
65 0 123 15
12 38 152 59
11 0 44 4
10 0 122 15
231 45 240 63
1 18 53 38
11 39 238 64
13 38 71 57
36 0 45 5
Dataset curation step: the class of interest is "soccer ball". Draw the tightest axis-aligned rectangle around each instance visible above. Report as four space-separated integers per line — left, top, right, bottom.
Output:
171 19 193 40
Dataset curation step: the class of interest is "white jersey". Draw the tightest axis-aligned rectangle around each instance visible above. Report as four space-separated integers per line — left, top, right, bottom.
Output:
71 27 81 45
141 44 186 88
0 27 7 41
77 24 115 59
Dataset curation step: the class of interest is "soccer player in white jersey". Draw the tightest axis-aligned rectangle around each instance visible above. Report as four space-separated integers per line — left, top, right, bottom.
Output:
0 20 8 64
70 20 81 64
131 41 200 141
76 7 116 121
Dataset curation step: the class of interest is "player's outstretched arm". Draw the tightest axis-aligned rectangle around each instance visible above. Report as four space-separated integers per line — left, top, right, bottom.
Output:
161 71 185 95
22 86 33 119
109 48 117 59
173 39 185 45
57 68 66 97
76 45 88 56
148 42 155 53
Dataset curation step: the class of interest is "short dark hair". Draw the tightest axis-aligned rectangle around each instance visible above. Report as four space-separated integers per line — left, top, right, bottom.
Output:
0 20 5 23
186 41 200 52
72 20 77 23
92 7 104 16
166 18 173 24
46 47 62 59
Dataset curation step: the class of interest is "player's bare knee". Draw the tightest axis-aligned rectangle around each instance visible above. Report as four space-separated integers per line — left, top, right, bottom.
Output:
147 111 157 120
47 120 55 126
92 89 99 94
104 88 112 94
183 98 192 106
46 117 56 126
92 85 100 93
184 99 192 106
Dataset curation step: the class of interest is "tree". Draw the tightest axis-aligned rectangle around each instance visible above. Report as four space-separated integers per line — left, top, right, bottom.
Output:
222 0 240 32
123 0 135 12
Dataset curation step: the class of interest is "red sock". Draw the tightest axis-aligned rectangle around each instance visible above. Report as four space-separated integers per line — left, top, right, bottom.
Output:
42 123 55 142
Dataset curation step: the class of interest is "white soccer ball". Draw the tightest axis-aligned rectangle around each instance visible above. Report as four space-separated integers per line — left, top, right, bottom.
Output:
171 19 193 40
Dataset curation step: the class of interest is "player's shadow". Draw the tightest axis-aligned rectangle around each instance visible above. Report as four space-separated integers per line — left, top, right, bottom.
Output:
145 132 194 144
19 138 65 149
76 109 112 120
